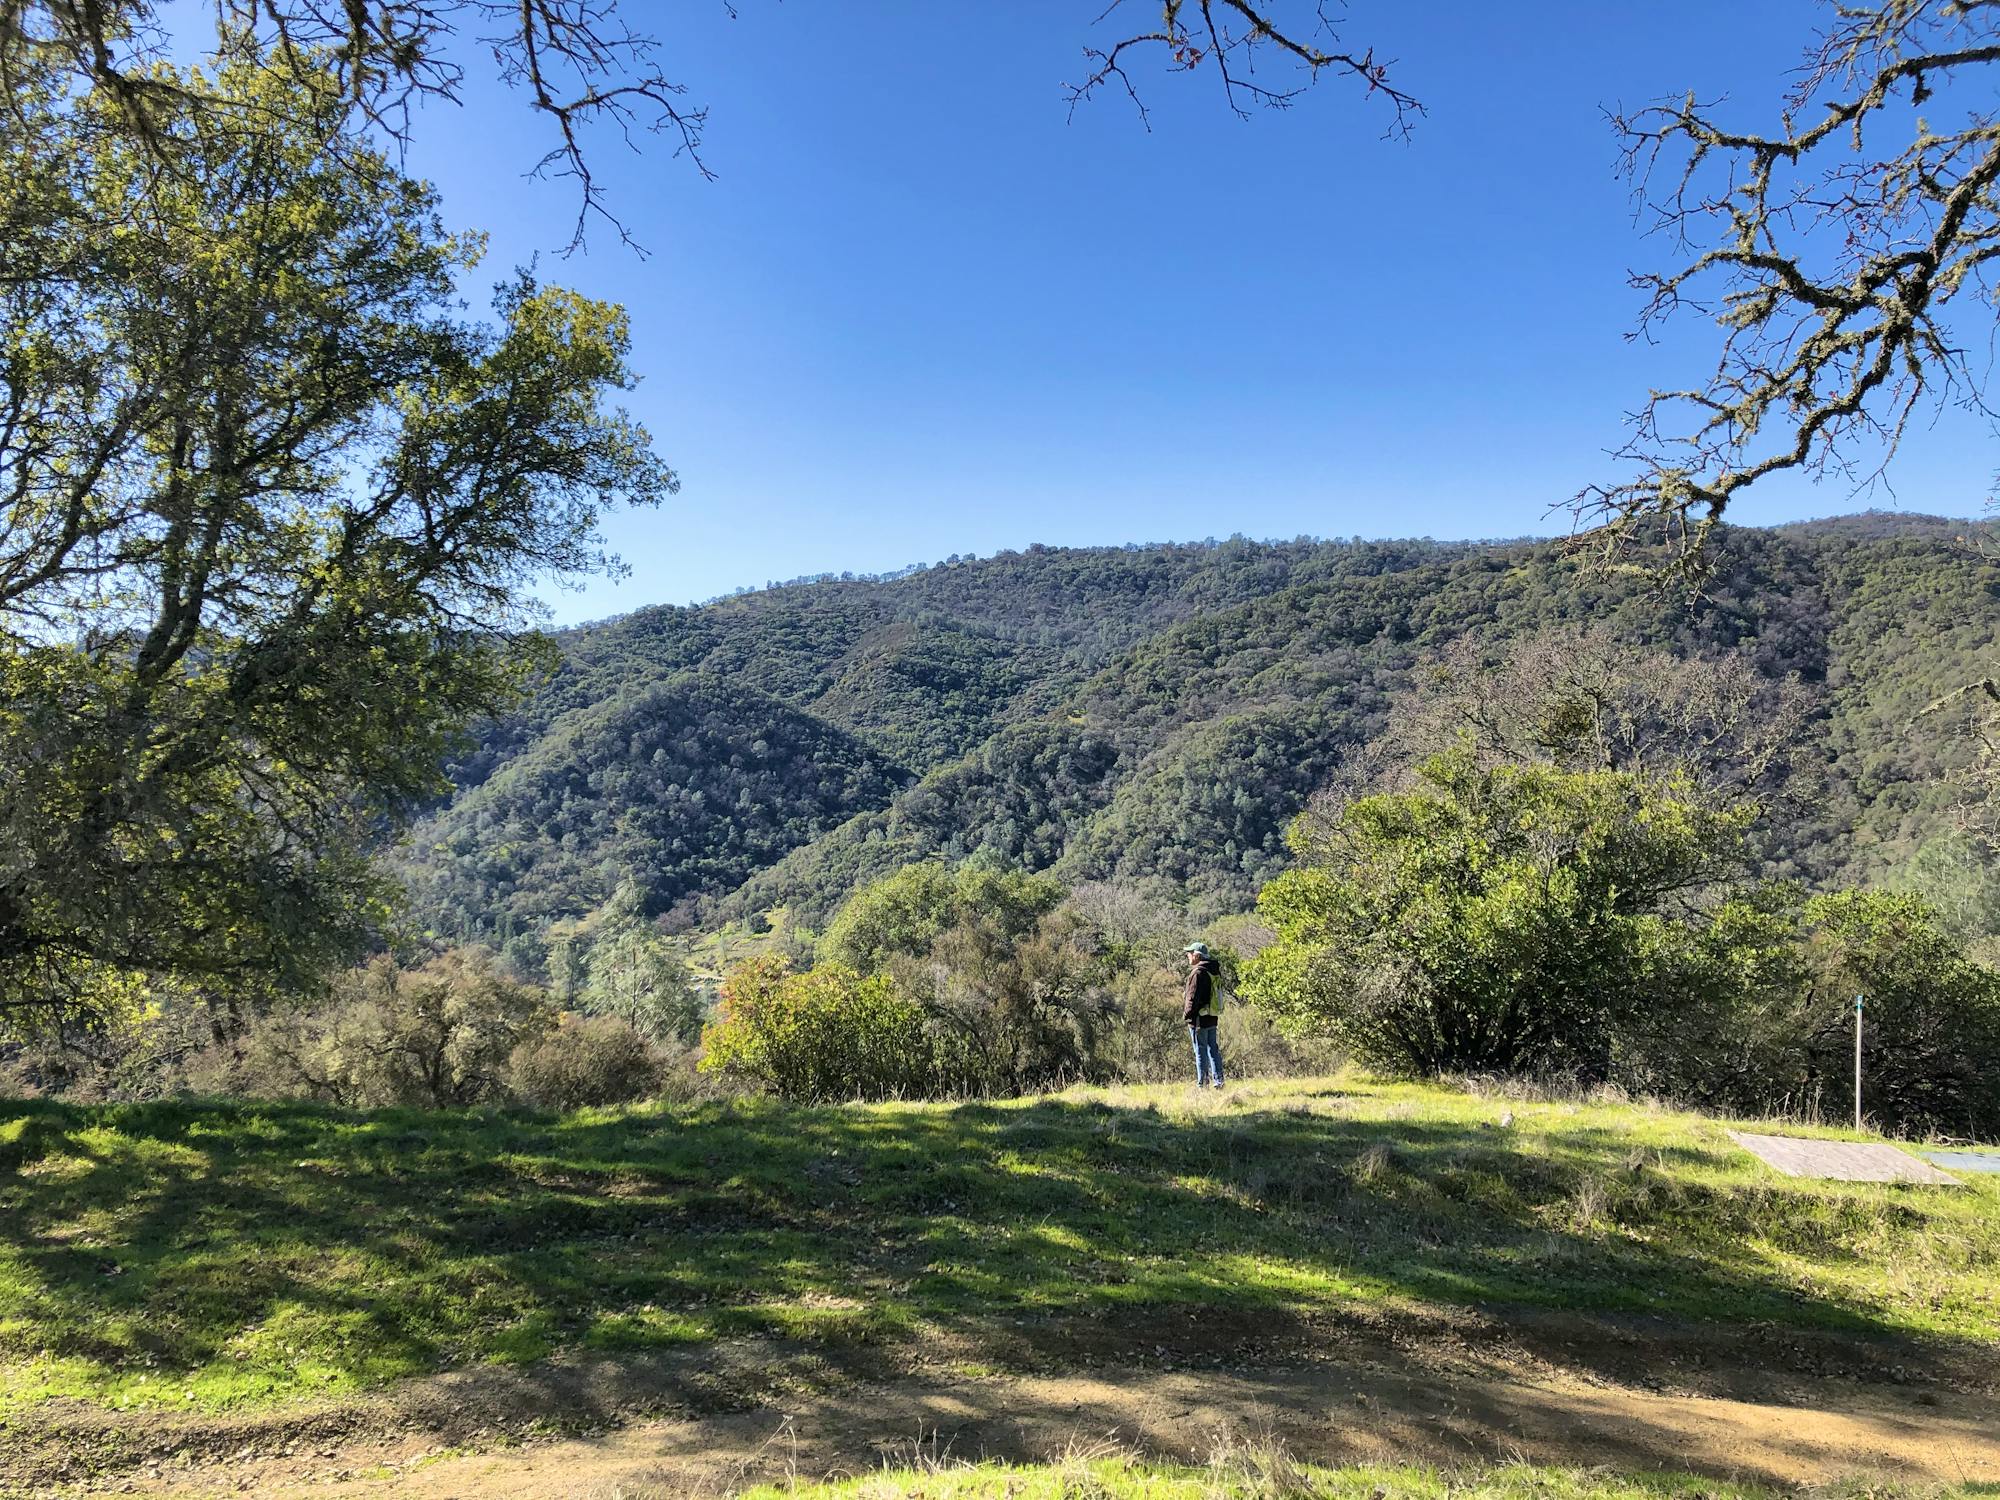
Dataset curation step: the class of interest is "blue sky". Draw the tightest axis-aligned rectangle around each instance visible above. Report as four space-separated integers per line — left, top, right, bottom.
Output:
395 1 1993 623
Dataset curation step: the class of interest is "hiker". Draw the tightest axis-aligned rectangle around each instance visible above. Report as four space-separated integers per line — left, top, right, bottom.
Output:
1183 941 1224 1089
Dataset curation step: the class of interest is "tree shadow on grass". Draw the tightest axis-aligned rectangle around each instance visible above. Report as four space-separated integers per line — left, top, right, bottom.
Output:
2 1086 1995 1427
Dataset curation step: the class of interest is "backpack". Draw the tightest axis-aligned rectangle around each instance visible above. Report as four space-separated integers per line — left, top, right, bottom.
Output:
1201 962 1228 1017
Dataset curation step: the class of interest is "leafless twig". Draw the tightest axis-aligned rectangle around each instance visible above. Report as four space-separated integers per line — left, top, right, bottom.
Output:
1579 0 2000 569
1065 0 1419 136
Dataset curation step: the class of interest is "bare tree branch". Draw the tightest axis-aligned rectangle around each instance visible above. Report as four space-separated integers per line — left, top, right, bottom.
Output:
1065 0 1420 136
6 1 1420 255
1578 0 2000 572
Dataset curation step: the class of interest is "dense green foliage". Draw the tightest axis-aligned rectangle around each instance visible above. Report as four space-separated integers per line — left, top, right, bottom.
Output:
400 674 904 968
1795 892 2000 1134
1245 753 1748 1077
144 948 675 1112
701 958 933 1103
4 1077 1994 1416
0 58 669 1029
1618 889 2000 1137
819 862 1064 972
1245 741 2000 1135
708 866 1135 1100
398 518 2000 975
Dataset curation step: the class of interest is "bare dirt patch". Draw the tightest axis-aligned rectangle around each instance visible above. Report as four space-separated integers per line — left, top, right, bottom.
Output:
10 1305 1998 1497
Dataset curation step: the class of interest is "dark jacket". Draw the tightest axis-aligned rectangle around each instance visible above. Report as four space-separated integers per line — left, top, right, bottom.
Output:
1183 957 1221 1026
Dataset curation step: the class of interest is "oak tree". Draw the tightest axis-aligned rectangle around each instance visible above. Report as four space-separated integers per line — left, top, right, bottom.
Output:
1584 1 2000 560
0 59 672 1027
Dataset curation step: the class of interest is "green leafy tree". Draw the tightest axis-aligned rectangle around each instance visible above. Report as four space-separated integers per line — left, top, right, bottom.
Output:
819 861 1063 973
1243 748 1750 1076
580 927 703 1044
0 60 671 1029
817 864 962 973
905 903 1121 1095
1619 887 2000 1137
1796 890 2000 1137
817 862 1126 1095
542 883 704 1041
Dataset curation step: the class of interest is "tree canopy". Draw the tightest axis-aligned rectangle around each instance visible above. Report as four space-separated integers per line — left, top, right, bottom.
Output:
1243 749 1750 1076
394 519 2000 960
0 58 670 1028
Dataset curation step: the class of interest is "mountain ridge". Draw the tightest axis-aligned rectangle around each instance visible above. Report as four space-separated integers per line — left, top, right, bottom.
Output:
397 512 2000 973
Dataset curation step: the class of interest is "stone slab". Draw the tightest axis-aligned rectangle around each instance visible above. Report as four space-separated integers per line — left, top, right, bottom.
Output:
1727 1130 1961 1184
1922 1149 2000 1175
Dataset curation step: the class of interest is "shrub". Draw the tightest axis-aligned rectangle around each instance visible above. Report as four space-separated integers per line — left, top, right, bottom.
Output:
1609 887 2000 1137
700 957 932 1102
816 863 961 972
508 1014 662 1110
1609 884 1814 1112
1243 748 1748 1077
247 948 554 1108
812 864 1141 1097
1798 890 2000 1136
897 904 1121 1095
809 865 1330 1097
0 980 248 1101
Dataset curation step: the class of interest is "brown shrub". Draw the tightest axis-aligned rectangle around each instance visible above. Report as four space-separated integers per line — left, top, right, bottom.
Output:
508 1014 663 1111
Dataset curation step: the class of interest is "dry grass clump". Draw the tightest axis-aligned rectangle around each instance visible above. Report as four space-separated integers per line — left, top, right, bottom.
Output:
1567 1175 1611 1231
1353 1139 1396 1184
1204 1429 1317 1500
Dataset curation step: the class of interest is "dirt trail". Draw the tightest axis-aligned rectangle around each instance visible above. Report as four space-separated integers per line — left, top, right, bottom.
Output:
25 1314 2000 1499
73 1359 2000 1498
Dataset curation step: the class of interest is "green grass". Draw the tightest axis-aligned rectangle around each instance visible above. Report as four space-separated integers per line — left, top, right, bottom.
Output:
2 1074 1996 1415
730 1457 1948 1500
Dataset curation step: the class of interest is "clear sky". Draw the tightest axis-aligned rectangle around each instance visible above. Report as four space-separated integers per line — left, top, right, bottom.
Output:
394 1 1993 624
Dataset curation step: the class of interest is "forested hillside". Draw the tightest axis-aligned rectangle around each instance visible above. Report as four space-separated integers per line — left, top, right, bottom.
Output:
395 516 2000 974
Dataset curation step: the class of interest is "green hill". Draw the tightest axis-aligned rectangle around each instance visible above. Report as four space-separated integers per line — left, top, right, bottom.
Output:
397 515 2000 963
398 673 908 945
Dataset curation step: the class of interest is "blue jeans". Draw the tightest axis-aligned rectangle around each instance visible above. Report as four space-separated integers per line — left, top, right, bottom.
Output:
1189 1023 1224 1087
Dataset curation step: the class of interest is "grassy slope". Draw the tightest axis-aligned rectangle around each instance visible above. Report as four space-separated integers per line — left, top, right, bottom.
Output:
2 1076 1995 1415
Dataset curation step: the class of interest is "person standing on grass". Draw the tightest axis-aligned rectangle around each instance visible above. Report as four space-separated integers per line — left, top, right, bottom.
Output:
1183 941 1225 1089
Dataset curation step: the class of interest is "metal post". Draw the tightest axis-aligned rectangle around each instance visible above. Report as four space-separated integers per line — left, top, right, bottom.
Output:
1854 993 1864 1133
